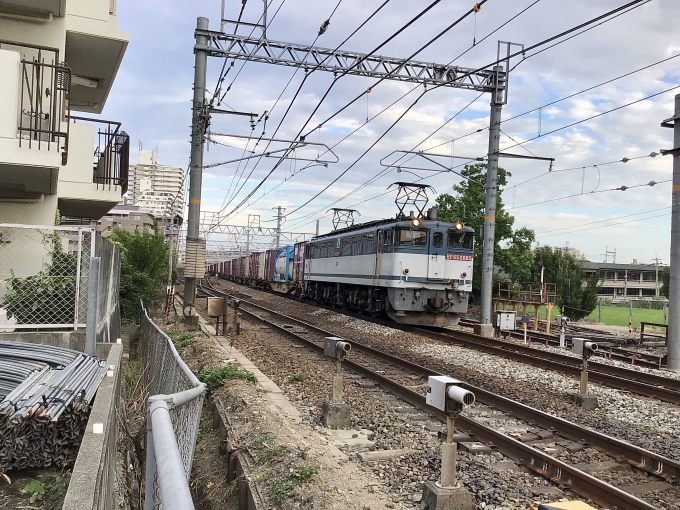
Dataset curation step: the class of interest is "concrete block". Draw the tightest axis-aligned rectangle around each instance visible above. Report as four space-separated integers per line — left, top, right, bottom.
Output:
420 482 475 510
569 393 598 410
358 448 416 462
321 401 351 429
474 323 494 338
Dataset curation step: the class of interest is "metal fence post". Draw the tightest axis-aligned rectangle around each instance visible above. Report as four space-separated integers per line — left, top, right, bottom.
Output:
85 257 101 356
74 228 83 330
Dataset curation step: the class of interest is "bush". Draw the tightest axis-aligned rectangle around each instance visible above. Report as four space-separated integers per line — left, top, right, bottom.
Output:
1 231 77 326
108 226 169 319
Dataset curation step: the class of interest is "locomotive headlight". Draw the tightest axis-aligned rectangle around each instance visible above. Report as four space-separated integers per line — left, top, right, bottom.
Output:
415 290 421 299
455 222 464 230
412 218 421 227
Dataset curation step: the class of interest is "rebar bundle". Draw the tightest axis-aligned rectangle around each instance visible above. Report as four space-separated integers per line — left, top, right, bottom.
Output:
0 341 107 471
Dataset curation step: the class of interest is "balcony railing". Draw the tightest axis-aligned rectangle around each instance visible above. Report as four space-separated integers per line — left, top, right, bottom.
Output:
69 117 130 194
0 39 71 164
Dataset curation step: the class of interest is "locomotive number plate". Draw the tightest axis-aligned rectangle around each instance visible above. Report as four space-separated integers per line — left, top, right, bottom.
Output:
446 254 473 261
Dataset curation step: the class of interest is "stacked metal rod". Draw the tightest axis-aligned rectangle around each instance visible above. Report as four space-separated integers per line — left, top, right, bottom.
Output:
0 341 107 471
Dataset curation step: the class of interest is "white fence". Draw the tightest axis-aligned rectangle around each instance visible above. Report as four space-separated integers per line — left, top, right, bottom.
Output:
140 302 206 510
0 223 94 329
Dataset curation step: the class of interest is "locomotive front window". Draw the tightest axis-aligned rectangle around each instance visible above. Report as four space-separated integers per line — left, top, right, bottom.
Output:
433 232 443 248
448 230 474 250
398 229 427 246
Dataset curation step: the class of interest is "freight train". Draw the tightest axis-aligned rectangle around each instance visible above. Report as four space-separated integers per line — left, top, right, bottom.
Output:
207 209 474 327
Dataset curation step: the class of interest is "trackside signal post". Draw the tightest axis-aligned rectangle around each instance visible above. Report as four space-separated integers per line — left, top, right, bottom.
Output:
661 94 680 373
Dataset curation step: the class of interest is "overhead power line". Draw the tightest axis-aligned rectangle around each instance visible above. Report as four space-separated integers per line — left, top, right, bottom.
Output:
219 0 482 221
285 0 649 224
534 206 671 237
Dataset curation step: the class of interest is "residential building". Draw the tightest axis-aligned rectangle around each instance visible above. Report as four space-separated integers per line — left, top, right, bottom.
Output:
0 0 130 224
582 261 666 299
127 150 184 220
96 205 155 237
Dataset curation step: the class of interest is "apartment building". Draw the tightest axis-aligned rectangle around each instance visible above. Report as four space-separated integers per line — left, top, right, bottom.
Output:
96 204 155 237
0 0 129 225
582 261 665 299
127 150 184 220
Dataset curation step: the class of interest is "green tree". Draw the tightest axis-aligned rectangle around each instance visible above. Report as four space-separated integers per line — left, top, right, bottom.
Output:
108 224 169 319
661 266 670 298
531 246 598 321
435 163 535 297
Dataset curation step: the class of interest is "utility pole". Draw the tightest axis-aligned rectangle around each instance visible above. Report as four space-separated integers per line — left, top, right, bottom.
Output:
273 206 285 249
654 255 661 297
182 17 209 321
479 66 506 335
661 94 680 372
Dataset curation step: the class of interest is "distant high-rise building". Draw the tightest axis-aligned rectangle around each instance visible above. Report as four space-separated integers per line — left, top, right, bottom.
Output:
127 150 184 219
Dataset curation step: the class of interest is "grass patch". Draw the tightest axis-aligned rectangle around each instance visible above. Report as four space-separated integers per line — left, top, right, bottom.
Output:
196 415 211 441
252 432 277 445
289 373 306 382
267 466 319 504
198 365 257 392
586 306 666 328
169 330 197 355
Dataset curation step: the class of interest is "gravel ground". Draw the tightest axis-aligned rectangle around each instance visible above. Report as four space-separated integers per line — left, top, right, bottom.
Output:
204 278 680 508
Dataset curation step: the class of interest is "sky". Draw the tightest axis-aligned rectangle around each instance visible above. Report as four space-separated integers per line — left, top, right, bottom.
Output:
102 0 680 264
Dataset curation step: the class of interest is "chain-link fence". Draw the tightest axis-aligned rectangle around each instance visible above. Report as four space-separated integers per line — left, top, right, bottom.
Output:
140 302 206 510
0 223 94 330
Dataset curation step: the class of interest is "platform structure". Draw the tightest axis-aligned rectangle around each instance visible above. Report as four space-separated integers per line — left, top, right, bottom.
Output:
493 282 557 334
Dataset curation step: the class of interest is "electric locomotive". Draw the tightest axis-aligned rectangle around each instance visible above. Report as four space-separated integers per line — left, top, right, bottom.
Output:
304 207 474 327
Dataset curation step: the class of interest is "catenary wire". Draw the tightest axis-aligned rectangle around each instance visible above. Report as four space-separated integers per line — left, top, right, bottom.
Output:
218 0 479 222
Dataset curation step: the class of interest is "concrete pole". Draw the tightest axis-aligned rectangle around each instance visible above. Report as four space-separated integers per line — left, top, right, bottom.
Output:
667 94 680 371
440 415 457 487
479 67 505 327
85 257 101 356
183 17 209 313
316 219 320 236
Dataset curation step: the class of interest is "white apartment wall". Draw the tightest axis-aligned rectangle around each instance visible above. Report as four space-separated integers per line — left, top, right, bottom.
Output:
0 17 67 55
0 195 59 225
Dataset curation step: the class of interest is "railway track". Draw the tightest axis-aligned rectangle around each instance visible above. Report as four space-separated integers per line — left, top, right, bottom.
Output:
459 319 668 370
193 276 680 403
194 280 678 510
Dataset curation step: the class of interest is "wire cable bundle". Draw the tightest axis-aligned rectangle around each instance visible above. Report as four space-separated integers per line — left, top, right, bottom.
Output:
0 341 107 471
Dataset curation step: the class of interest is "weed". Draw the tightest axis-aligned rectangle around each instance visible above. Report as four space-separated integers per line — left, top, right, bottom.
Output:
296 447 309 460
169 331 197 355
289 373 306 382
124 358 141 399
198 365 257 392
22 478 45 504
260 445 286 461
272 378 281 387
196 416 211 441
22 472 70 506
290 466 318 483
252 432 276 445
228 396 246 412
267 466 319 503
224 481 239 499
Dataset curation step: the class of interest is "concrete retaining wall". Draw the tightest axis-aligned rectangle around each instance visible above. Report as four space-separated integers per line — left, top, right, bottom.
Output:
0 330 86 350
62 342 124 510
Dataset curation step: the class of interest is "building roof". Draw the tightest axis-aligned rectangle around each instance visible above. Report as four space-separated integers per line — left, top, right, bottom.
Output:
581 261 665 271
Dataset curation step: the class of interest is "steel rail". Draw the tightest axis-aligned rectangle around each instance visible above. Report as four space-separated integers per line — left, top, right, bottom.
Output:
197 285 660 510
459 319 667 369
416 328 680 404
197 282 680 484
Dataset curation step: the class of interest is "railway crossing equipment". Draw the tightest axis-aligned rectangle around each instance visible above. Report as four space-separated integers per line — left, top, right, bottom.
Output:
423 376 475 510
322 337 352 428
570 338 599 409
